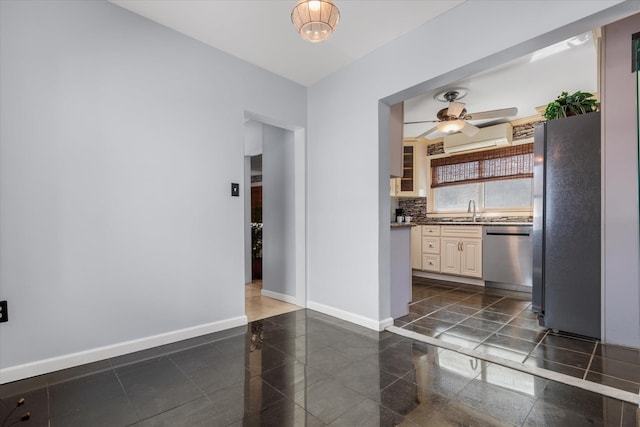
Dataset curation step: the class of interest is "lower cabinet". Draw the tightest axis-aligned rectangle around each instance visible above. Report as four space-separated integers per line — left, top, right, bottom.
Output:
422 254 441 272
410 224 483 279
440 238 462 275
410 225 422 269
421 225 441 272
439 226 483 278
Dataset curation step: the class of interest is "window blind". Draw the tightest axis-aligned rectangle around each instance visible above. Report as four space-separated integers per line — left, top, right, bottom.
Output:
431 144 533 188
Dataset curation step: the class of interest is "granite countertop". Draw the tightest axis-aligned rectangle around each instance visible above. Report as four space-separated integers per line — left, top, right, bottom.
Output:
390 223 417 228
416 217 532 226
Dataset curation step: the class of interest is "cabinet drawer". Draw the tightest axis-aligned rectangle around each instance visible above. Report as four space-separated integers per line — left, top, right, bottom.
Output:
422 225 441 236
422 237 440 254
422 254 441 272
441 225 483 238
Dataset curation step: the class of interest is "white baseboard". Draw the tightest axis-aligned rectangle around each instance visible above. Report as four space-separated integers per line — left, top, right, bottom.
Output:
0 315 248 384
307 301 393 332
412 270 485 287
261 289 300 306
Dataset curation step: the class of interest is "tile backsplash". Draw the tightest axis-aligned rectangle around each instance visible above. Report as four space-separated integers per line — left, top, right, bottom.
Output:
397 197 427 221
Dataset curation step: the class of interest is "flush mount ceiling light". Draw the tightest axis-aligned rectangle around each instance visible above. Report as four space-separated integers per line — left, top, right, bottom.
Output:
291 0 340 43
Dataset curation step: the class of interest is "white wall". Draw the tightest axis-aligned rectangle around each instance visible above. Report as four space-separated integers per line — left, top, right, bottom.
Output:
2 0 638 384
0 0 305 381
602 12 640 348
306 1 637 330
262 125 297 301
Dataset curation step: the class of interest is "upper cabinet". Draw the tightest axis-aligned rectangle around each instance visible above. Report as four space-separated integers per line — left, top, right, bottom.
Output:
391 140 427 197
389 103 404 178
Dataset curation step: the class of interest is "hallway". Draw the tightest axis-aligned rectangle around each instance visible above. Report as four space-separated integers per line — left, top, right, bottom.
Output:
245 281 302 322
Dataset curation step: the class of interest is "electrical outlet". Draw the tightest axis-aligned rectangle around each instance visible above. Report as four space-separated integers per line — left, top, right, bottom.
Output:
0 301 7 323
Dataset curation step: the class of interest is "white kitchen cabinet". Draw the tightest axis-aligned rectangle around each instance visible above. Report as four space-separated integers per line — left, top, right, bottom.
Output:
422 237 440 253
422 254 441 272
440 226 483 278
410 225 422 269
440 238 461 275
422 225 440 237
420 225 441 273
460 239 483 277
391 141 427 197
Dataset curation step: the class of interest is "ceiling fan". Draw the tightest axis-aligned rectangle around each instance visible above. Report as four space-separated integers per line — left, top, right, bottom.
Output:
405 90 518 139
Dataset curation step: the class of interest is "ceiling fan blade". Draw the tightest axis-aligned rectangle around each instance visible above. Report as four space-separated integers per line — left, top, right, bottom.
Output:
404 119 439 125
465 107 518 121
416 125 439 139
460 122 480 137
447 102 465 118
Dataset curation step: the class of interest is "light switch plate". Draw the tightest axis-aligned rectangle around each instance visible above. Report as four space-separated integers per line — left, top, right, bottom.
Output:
231 183 240 197
0 301 7 323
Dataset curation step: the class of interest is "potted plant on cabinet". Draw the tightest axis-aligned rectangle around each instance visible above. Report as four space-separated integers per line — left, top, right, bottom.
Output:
542 91 599 120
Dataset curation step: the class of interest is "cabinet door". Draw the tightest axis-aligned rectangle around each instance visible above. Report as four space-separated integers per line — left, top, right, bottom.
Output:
410 226 422 269
440 238 461 275
399 144 415 194
396 141 426 197
460 239 483 278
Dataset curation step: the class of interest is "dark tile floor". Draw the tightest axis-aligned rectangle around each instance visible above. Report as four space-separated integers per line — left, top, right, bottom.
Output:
1 308 638 426
395 277 640 395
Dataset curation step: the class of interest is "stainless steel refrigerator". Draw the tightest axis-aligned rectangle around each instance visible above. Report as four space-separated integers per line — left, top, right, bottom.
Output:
532 112 601 339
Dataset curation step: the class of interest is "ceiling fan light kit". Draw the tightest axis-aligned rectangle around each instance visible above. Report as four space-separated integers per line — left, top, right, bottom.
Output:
437 120 465 134
406 89 517 140
291 0 340 43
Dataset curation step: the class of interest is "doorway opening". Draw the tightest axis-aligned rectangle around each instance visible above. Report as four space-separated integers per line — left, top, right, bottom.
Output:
250 155 263 283
243 117 306 321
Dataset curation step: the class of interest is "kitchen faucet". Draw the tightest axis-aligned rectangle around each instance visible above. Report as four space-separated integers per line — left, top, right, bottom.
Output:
467 200 477 222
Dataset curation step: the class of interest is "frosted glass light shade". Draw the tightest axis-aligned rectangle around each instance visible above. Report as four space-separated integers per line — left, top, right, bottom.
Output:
438 120 465 134
291 0 340 43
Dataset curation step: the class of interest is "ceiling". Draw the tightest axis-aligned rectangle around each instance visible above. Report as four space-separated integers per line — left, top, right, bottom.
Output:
110 0 464 87
110 1 597 140
403 32 598 140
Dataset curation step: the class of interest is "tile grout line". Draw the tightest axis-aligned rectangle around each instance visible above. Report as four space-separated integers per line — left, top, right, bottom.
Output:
112 367 143 424
523 329 550 363
408 284 638 399
405 294 524 343
471 306 524 351
403 288 481 327
386 325 638 405
583 341 599 381
424 294 496 338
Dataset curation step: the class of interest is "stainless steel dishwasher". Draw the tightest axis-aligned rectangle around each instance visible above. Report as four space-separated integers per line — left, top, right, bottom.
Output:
483 225 533 292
